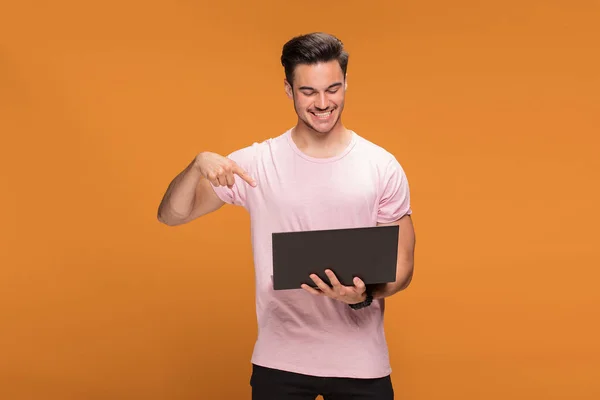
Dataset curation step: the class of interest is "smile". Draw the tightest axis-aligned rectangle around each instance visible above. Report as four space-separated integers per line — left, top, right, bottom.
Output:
311 109 334 119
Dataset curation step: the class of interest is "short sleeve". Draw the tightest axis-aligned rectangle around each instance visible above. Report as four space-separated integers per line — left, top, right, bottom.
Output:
377 157 412 223
211 143 258 209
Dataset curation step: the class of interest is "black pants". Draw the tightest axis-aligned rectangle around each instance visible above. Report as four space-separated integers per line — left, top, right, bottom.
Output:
250 364 394 400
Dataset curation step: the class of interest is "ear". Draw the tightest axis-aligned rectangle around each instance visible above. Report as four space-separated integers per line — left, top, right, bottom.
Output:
284 79 293 99
344 74 348 91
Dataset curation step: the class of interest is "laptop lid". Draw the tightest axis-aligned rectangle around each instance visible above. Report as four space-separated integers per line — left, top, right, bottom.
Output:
272 225 399 290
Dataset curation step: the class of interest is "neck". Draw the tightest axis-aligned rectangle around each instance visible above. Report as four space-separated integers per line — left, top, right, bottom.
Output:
291 120 352 159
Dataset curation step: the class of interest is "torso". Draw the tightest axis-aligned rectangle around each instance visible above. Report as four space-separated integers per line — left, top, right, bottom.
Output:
212 128 410 378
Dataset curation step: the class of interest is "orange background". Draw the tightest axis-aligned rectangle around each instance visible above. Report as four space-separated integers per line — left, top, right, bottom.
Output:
1 1 599 399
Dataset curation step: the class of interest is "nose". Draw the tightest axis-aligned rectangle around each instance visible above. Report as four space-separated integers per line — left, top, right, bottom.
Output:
314 92 328 110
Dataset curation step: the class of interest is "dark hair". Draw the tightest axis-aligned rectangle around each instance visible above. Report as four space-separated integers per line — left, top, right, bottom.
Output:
280 32 349 86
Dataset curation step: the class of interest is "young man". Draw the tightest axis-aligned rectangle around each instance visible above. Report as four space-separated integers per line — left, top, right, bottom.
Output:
157 32 415 400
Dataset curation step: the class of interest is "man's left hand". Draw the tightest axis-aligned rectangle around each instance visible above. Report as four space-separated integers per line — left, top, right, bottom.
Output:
301 269 367 305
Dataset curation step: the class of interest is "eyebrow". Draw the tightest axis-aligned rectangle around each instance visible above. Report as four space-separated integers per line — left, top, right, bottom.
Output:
298 82 343 91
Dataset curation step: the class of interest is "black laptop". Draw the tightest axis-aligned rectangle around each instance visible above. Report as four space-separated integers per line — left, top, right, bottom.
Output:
272 225 399 290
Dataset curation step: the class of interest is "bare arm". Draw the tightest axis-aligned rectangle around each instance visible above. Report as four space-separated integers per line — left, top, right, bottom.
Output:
157 152 256 226
371 214 416 299
157 158 223 226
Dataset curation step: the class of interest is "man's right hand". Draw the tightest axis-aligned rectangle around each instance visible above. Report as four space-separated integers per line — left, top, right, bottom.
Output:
194 152 257 189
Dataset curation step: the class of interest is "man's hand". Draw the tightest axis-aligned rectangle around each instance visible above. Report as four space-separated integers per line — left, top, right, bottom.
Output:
194 151 257 189
301 269 367 305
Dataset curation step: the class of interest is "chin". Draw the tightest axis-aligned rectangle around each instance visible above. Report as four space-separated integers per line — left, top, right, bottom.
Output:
313 126 335 135
304 115 340 135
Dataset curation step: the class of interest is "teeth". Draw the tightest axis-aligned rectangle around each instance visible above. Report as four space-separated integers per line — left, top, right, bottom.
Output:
314 111 331 118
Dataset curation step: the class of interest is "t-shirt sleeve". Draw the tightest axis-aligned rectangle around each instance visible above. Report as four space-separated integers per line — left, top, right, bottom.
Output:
377 156 412 223
211 143 258 209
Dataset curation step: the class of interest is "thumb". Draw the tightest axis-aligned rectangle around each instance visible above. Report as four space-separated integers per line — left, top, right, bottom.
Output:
353 277 366 293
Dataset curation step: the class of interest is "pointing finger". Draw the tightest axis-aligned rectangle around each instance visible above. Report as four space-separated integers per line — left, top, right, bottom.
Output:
232 164 257 187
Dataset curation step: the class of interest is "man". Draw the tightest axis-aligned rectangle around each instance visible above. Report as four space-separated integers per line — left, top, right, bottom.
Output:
157 32 415 400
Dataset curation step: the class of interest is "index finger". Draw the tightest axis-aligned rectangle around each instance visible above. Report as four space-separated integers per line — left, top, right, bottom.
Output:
324 269 343 288
232 164 257 187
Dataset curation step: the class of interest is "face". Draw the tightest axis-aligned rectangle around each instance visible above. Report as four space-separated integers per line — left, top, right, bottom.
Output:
285 60 347 135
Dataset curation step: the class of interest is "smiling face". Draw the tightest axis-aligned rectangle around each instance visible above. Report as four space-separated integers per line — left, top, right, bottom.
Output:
285 60 347 135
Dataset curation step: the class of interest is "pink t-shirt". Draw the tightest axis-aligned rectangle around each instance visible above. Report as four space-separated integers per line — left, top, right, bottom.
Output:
212 128 412 379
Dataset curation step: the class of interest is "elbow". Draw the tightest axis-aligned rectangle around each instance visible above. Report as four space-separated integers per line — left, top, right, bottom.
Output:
399 269 414 291
157 212 170 226
158 216 182 227
158 216 184 227
396 262 414 291
157 209 183 226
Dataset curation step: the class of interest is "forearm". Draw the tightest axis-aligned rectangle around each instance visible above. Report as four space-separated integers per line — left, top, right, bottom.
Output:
371 257 414 299
157 159 204 225
372 215 416 299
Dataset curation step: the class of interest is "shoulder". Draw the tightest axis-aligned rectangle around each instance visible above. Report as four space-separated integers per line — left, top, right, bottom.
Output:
226 131 287 167
353 132 405 173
